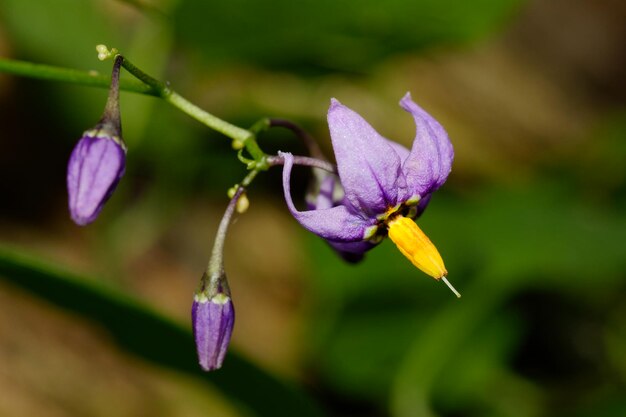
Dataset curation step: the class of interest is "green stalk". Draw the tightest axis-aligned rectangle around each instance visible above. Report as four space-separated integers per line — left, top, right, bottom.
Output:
117 55 264 159
0 55 265 160
0 58 156 95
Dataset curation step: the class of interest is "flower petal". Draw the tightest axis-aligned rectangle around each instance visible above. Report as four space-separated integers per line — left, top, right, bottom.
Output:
280 152 373 242
328 99 406 216
386 140 410 162
327 240 378 263
399 93 454 198
305 169 343 211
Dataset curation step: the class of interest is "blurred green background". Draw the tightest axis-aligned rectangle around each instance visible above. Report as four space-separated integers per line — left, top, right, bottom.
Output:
0 0 625 416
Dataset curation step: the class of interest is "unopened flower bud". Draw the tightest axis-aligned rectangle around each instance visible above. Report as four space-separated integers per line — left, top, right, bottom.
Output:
67 129 125 225
192 289 235 371
192 187 243 371
67 55 125 226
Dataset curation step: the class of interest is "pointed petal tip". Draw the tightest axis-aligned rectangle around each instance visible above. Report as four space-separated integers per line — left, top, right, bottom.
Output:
399 92 419 112
328 98 344 114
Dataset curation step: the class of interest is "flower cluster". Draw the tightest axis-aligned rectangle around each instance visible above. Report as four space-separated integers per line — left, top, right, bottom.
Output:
65 50 456 371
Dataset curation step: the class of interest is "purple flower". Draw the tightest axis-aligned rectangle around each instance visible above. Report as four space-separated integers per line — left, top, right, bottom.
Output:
281 93 458 292
67 130 126 226
192 292 235 371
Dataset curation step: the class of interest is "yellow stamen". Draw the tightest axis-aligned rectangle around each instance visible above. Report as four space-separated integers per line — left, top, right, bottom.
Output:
387 216 460 297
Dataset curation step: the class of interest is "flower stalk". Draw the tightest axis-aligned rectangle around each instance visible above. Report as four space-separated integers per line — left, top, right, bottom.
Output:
266 154 336 173
96 46 264 159
193 187 245 371
0 48 265 163
0 57 158 95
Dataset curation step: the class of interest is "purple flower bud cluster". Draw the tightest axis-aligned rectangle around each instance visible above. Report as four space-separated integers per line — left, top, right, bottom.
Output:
65 54 454 373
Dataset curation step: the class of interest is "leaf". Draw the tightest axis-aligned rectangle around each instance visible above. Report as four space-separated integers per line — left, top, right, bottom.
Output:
0 244 327 417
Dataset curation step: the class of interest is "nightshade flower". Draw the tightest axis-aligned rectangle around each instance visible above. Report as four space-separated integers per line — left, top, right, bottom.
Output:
281 93 460 296
67 55 126 226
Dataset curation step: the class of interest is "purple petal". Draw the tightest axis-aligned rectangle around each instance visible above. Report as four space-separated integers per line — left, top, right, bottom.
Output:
328 99 406 216
281 152 373 242
327 240 378 263
399 93 454 198
67 135 126 225
386 140 410 162
305 169 378 262
306 169 343 211
192 294 235 371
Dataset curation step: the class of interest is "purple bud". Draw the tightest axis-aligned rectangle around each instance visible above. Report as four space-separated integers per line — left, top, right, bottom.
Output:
192 292 235 371
67 132 126 226
67 55 125 226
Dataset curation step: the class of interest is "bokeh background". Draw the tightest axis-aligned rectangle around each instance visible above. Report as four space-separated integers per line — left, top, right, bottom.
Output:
0 0 625 416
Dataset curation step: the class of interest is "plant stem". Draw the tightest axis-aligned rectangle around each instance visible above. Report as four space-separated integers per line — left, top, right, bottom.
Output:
201 186 244 293
269 118 326 160
116 55 263 157
167 91 261 157
0 56 265 160
266 154 336 173
0 58 157 95
241 169 261 187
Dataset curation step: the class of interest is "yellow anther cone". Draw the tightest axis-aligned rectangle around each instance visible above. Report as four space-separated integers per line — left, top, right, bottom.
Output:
387 216 447 278
387 216 460 297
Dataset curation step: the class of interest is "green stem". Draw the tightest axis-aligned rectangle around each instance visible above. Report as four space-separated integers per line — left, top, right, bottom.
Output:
0 56 265 161
200 186 245 296
241 168 261 187
117 55 263 158
167 91 258 154
0 58 157 95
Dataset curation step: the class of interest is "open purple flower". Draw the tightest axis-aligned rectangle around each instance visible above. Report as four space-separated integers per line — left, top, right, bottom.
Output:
281 93 459 295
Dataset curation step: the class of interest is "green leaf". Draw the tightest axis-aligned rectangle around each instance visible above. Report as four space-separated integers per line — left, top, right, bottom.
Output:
0 244 327 417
